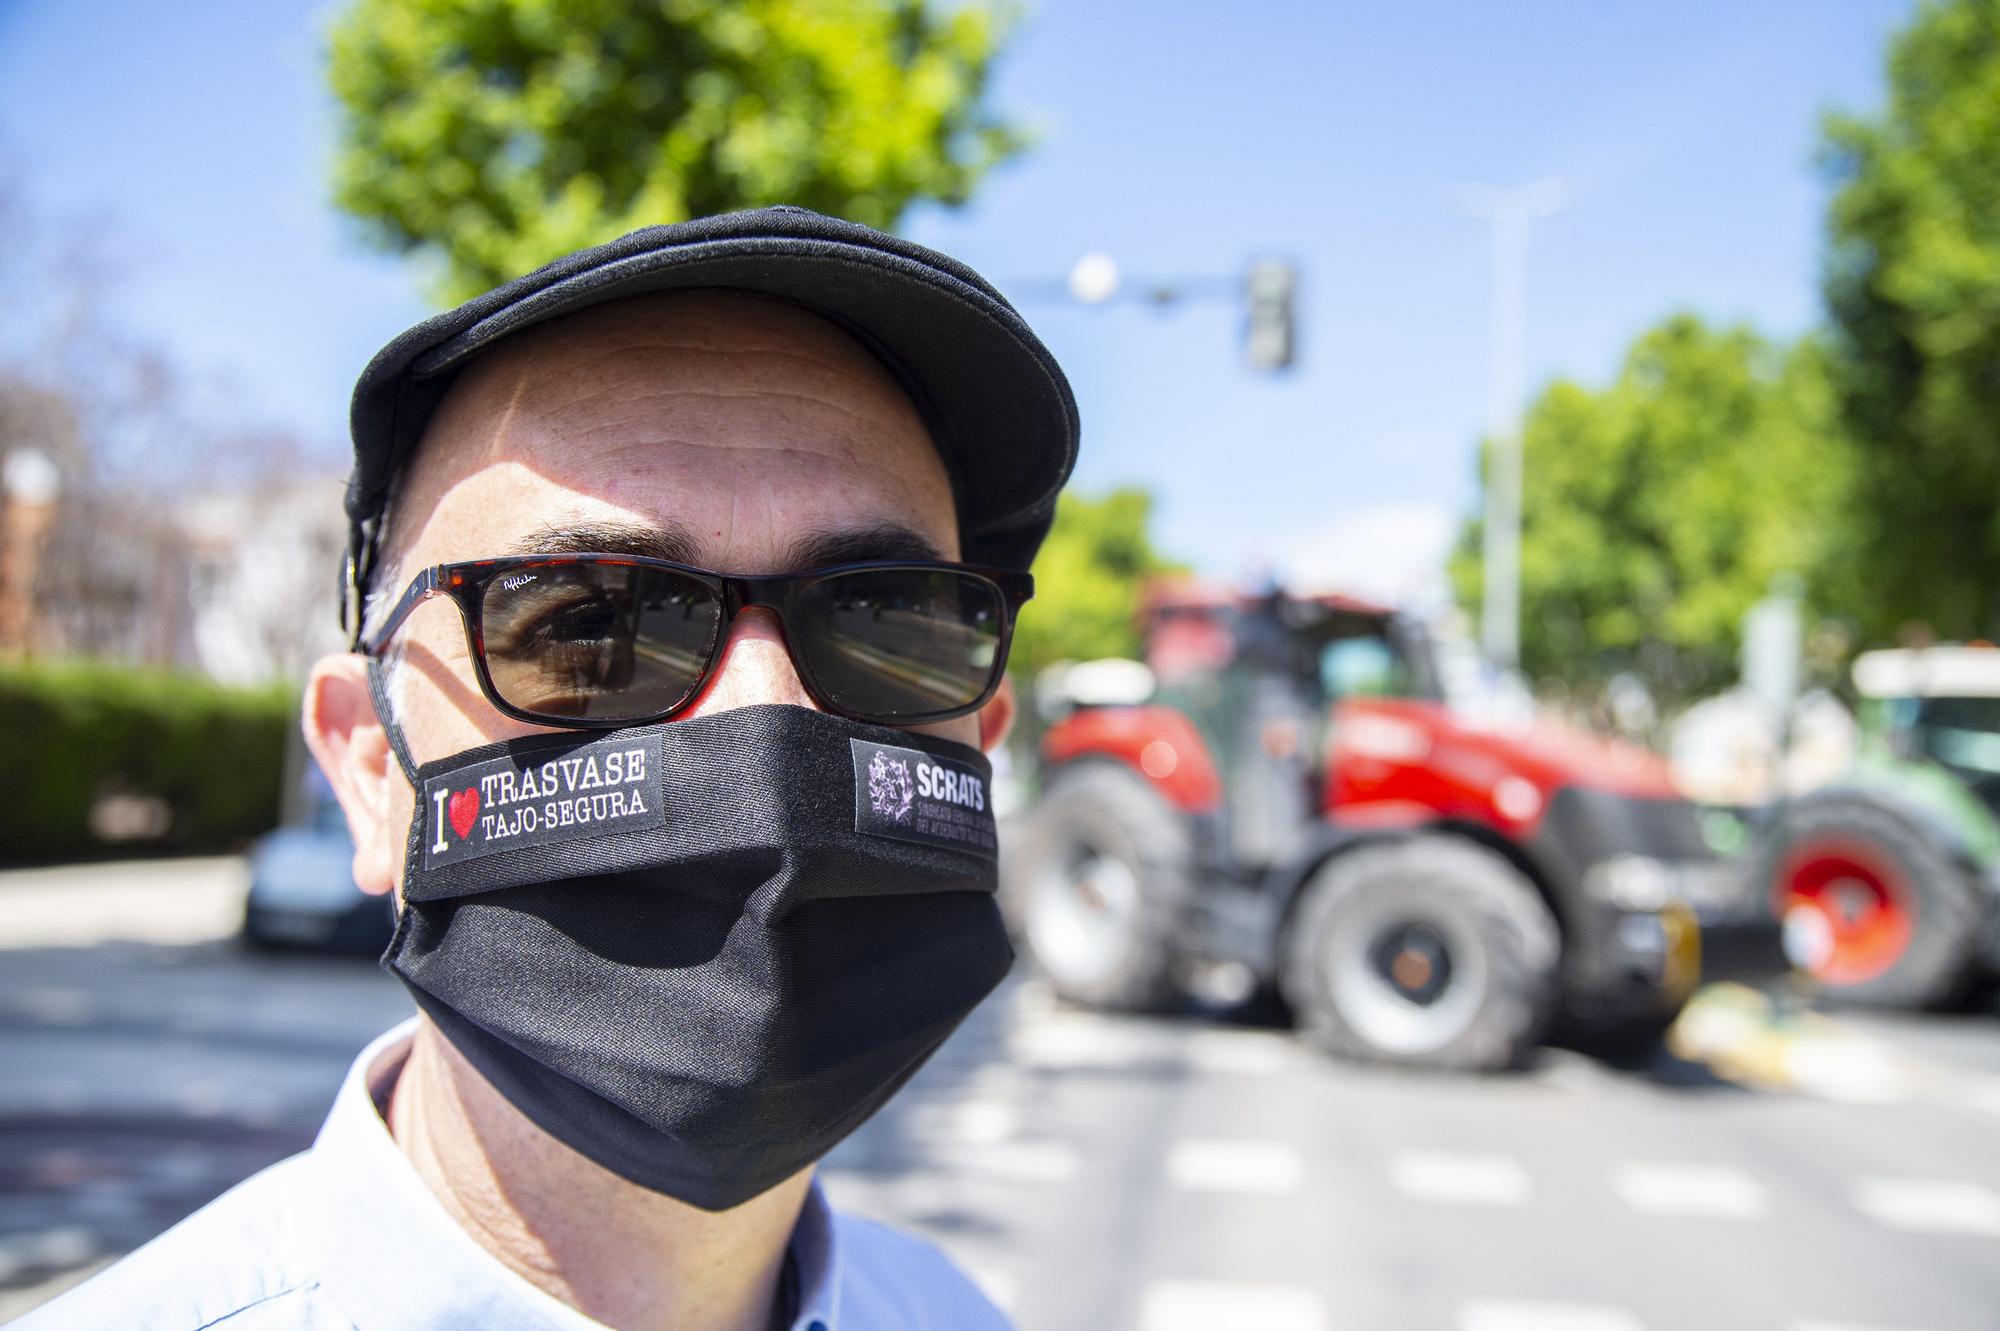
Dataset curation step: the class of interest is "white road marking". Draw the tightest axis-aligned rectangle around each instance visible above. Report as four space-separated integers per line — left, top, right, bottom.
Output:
1139 1281 1330 1331
1458 1298 1646 1331
1782 1038 1912 1105
1010 977 1058 1018
1959 1074 2000 1116
1791 1320 1947 1331
1184 1028 1294 1076
1009 1011 1158 1069
1166 1139 1304 1194
178 1078 229 1117
946 1139 1082 1185
1534 1048 1612 1093
15 987 94 1024
1611 1162 1768 1218
963 1264 1018 1312
1388 1150 1532 1207
1851 1177 2000 1235
942 1099 1018 1145
0 1227 96 1283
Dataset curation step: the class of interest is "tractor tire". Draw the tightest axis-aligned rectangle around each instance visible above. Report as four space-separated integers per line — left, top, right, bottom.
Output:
1005 761 1194 1012
1282 836 1561 1072
1761 794 1984 1011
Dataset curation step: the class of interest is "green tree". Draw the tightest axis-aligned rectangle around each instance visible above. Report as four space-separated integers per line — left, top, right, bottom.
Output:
327 0 1024 303
1010 488 1179 681
1451 316 1853 703
1820 0 2000 640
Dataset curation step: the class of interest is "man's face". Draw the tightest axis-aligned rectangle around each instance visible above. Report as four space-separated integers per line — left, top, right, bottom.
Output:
309 290 1010 898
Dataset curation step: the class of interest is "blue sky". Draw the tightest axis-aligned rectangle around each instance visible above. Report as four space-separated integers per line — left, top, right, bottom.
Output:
0 1 1912 597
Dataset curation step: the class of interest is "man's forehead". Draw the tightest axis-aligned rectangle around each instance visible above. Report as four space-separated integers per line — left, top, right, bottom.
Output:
391 288 960 571
443 289 926 419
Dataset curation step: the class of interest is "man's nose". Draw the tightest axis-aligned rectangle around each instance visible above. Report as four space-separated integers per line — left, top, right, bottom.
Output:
681 607 818 718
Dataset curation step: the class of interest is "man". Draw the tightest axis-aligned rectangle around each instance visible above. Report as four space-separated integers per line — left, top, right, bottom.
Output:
18 207 1077 1331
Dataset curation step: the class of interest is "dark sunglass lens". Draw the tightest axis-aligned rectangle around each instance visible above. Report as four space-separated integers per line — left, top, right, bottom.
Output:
794 569 1006 720
480 564 721 721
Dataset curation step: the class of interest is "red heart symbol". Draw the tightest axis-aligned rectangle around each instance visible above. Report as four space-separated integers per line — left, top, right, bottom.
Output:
448 787 480 839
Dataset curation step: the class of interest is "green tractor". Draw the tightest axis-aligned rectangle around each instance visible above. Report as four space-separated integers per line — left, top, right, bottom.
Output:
1761 645 2000 1008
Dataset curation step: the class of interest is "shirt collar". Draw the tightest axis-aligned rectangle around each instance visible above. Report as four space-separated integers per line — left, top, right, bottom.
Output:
788 1166 840 1331
283 1018 842 1331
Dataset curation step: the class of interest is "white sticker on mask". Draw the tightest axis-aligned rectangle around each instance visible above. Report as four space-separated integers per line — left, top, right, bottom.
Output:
849 737 996 859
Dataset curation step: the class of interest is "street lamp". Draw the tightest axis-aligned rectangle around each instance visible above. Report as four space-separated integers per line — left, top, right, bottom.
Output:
1458 178 1570 671
1067 251 1121 305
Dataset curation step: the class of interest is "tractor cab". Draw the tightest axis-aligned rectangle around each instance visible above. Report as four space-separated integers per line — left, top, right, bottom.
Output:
1855 646 2000 818
1137 583 1437 872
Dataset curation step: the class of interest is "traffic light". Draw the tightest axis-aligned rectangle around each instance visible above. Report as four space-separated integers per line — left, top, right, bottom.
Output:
1244 259 1297 372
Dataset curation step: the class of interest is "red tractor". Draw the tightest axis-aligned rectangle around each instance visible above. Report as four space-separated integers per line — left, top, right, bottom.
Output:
1007 580 1783 1070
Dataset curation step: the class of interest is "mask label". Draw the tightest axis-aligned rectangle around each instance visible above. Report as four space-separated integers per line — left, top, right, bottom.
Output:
423 733 666 867
850 737 996 859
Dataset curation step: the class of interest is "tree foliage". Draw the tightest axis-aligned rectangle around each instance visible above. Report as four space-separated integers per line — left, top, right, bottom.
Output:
327 0 1025 303
1819 0 2000 641
1010 488 1179 680
1451 316 1853 703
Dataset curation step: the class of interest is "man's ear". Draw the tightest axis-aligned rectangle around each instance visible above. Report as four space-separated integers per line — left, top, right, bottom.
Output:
976 674 1017 754
301 653 402 898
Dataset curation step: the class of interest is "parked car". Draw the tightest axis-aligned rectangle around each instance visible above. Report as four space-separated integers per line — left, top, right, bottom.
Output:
242 767 393 954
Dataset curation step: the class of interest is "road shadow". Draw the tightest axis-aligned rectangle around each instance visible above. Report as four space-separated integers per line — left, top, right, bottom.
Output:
0 936 409 1311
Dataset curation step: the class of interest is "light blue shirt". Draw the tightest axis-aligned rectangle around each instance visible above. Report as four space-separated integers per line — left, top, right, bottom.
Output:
12 1020 1009 1331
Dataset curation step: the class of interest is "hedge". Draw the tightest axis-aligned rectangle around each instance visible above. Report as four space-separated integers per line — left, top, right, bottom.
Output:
0 659 296 865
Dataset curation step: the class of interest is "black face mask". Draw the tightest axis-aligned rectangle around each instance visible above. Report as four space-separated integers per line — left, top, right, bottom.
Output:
368 665 1013 1211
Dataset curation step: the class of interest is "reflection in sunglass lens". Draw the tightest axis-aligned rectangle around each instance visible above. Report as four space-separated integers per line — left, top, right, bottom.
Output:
480 564 721 721
793 569 1005 720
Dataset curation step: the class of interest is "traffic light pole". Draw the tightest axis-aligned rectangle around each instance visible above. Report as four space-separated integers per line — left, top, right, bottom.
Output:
1008 255 1298 373
1460 180 1568 672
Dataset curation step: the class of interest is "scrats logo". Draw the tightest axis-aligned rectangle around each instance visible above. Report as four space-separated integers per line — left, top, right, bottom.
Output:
866 749 988 826
867 751 915 823
914 758 985 812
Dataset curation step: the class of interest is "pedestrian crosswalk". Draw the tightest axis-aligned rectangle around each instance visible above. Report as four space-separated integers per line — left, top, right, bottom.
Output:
1387 1149 1535 1206
1789 1321 1950 1331
1849 1177 2000 1236
822 986 2000 1331
1608 1161 1769 1218
1137 1281 1331 1331
1181 1028 1295 1077
1457 1298 1648 1331
1163 1138 1304 1194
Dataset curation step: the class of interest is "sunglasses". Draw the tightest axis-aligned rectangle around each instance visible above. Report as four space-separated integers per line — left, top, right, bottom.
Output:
361 553 1034 729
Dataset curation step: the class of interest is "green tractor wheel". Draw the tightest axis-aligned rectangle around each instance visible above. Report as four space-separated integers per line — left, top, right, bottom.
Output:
1761 793 1984 1010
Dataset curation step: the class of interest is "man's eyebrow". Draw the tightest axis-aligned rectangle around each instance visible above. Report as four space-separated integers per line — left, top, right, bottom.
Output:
504 520 703 566
784 524 947 569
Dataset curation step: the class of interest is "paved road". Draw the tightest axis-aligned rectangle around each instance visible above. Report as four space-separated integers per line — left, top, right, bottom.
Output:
3 860 1998 1329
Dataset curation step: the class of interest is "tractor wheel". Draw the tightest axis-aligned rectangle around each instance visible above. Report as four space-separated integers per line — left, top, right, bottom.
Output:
1006 761 1194 1011
1762 795 1983 1011
1282 836 1561 1072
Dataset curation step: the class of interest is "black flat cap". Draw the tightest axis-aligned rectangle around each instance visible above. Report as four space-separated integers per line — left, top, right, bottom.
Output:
342 205 1079 638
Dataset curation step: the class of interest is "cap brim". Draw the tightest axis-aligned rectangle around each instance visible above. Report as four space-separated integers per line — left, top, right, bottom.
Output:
348 209 1078 576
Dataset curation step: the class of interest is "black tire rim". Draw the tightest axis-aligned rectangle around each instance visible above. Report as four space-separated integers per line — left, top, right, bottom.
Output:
1369 922 1455 1006
1325 897 1488 1055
